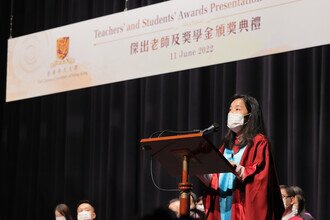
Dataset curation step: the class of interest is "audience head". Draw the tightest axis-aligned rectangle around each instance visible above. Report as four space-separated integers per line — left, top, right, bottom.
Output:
168 198 180 217
291 185 306 215
190 192 197 210
291 185 304 197
77 200 96 220
195 196 204 212
55 203 73 220
168 193 204 219
280 185 295 211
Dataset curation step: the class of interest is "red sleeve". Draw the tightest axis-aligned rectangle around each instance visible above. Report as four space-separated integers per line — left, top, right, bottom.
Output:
241 137 268 181
237 134 284 220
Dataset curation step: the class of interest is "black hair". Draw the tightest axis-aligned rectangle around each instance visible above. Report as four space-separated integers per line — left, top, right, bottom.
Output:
291 185 304 197
280 185 296 197
292 185 307 214
223 94 265 149
295 194 306 215
76 200 95 212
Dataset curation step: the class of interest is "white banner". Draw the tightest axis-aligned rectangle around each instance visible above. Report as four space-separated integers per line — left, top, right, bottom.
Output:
6 0 330 101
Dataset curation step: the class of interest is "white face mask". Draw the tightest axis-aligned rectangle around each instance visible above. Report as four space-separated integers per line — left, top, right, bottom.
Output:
196 204 204 212
77 210 92 220
292 204 298 215
56 217 66 220
227 112 249 133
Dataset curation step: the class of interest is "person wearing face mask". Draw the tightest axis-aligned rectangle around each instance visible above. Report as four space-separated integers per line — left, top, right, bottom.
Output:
280 185 296 220
200 94 284 220
77 200 96 220
55 203 73 220
290 186 315 220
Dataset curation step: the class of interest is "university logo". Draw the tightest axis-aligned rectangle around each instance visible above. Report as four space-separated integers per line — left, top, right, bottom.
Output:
56 37 70 60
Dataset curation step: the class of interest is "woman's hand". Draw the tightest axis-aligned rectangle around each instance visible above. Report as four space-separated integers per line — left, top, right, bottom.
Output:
229 161 245 181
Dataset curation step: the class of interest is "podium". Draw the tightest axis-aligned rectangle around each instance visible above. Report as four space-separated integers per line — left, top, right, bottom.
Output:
140 132 234 217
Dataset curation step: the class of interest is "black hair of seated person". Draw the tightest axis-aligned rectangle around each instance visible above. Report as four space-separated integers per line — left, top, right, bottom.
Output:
280 185 295 197
76 200 96 212
291 185 304 198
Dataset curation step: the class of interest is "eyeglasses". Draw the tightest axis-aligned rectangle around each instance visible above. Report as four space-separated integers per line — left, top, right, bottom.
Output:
281 195 293 199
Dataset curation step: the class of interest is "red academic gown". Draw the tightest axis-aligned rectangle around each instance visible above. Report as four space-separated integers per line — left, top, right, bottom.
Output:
203 134 284 220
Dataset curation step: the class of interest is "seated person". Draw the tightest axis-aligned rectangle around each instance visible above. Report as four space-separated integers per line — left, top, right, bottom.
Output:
77 200 96 220
55 203 73 220
291 186 315 220
168 198 180 217
280 185 296 220
168 193 205 219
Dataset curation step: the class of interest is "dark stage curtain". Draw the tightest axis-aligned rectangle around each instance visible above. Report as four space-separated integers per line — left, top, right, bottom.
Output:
0 0 329 219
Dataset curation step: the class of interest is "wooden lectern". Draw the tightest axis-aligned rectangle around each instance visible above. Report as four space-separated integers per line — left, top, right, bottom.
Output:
140 132 234 217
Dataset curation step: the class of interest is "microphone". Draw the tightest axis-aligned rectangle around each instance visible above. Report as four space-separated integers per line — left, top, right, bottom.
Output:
149 123 219 138
201 123 220 135
149 128 200 138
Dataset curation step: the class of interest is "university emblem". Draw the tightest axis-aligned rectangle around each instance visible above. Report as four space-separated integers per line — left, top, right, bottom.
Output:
56 37 70 60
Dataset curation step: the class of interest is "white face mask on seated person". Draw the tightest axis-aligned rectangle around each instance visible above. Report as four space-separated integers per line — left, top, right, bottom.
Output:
292 204 298 215
77 210 92 220
227 112 250 133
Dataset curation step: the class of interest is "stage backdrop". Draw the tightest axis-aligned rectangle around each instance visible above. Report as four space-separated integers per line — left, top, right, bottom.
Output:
6 0 330 101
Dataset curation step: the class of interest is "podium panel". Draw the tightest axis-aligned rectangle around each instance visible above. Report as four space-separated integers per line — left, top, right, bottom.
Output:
140 132 234 176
